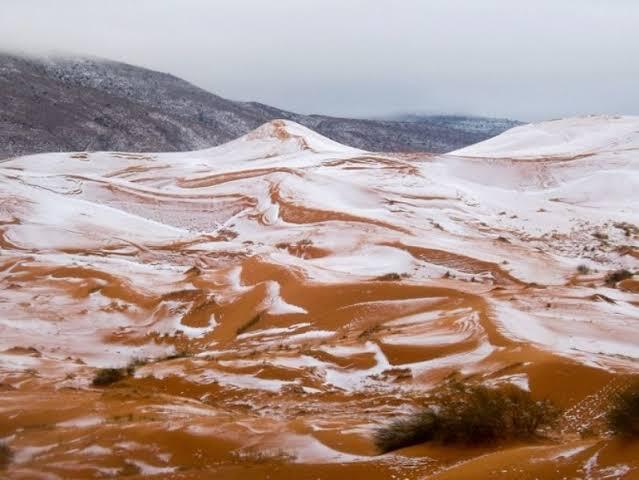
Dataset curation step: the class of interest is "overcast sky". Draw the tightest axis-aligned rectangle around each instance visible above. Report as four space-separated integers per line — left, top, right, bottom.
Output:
2 0 638 121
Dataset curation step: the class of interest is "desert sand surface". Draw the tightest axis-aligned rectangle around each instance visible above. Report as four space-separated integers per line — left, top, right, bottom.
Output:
1 116 638 479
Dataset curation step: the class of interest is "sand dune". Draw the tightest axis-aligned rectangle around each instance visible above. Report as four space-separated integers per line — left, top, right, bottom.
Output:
0 117 638 478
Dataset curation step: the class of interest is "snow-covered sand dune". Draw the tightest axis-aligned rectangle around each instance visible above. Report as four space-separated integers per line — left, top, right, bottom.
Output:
452 114 639 158
1 117 638 478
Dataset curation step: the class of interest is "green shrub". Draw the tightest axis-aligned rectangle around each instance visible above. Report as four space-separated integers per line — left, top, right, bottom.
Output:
607 382 639 437
374 382 559 453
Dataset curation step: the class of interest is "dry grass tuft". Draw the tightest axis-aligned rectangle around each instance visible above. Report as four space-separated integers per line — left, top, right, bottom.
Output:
608 382 639 438
374 382 559 453
605 269 633 286
92 368 127 386
0 443 12 470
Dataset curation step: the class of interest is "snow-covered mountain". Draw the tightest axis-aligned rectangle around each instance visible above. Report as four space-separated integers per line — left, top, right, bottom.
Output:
0 52 519 158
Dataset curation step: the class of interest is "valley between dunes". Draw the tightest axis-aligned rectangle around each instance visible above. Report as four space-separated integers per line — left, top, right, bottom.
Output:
1 116 638 479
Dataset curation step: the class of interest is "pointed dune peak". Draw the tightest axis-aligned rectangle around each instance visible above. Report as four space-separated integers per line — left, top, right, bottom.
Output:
195 119 362 164
450 115 639 159
245 119 313 142
241 119 362 154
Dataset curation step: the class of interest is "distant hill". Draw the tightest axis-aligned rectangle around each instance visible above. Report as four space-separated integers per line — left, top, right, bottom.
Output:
385 113 522 137
0 53 520 158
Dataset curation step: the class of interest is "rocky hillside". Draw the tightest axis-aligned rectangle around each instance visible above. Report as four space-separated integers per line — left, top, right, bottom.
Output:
0 53 519 158
389 113 522 137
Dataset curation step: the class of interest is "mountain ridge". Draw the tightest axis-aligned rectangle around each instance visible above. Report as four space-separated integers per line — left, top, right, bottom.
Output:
0 52 520 158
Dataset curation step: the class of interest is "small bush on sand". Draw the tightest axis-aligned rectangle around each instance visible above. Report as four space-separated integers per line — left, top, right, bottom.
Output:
126 357 148 375
374 382 559 453
375 410 440 453
577 264 591 275
607 382 639 437
375 273 402 281
0 443 12 470
92 356 152 386
605 269 633 286
92 368 127 386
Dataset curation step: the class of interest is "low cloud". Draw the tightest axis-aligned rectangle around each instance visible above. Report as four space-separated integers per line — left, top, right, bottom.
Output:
2 0 638 120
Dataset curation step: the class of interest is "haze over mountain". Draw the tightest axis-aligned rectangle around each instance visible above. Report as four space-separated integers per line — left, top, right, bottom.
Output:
2 1 638 121
0 53 520 158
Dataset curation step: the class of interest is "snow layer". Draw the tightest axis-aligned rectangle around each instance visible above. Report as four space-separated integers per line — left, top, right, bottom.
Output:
1 116 638 380
451 115 639 158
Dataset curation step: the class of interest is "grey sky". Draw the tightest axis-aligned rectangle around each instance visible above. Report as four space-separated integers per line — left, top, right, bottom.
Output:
2 0 638 121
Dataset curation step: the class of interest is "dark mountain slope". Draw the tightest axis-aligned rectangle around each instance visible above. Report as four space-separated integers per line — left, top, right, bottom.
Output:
0 53 520 157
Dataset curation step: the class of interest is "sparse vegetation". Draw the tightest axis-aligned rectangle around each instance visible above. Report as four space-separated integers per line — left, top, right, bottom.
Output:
607 382 639 437
160 350 192 361
126 357 148 374
230 448 294 464
577 264 591 275
375 272 402 281
92 367 127 386
358 323 382 339
593 231 609 240
92 353 196 387
614 222 638 237
605 269 633 286
0 443 12 470
375 410 439 453
236 314 261 335
374 382 559 453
